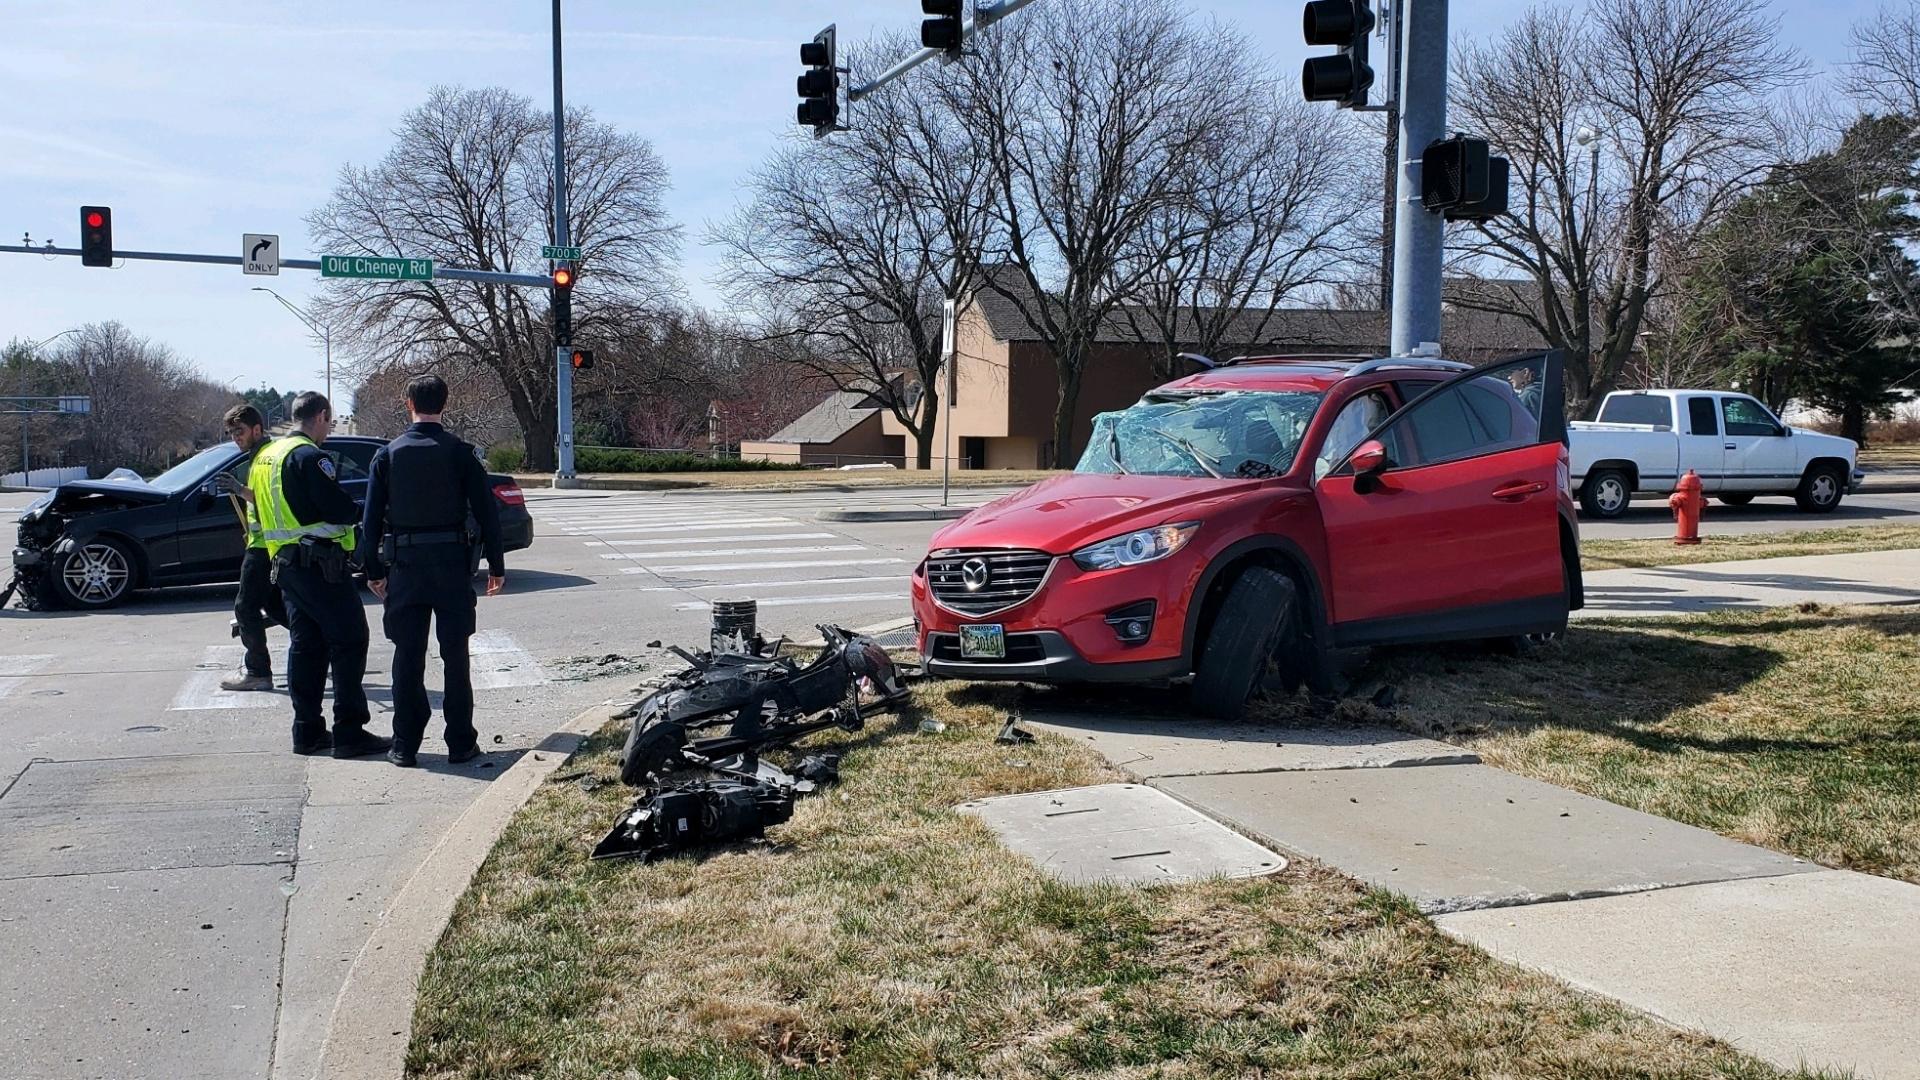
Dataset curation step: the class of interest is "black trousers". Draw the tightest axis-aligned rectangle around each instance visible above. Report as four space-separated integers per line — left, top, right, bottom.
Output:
235 546 288 677
275 558 371 741
382 547 478 754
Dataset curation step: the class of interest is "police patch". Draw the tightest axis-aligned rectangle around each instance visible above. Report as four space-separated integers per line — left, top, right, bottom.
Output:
318 457 336 479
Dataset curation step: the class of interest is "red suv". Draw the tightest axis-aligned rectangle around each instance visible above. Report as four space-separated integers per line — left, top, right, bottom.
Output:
911 352 1583 718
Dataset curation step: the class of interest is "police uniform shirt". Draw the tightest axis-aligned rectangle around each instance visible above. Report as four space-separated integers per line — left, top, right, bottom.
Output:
360 422 504 580
280 442 361 536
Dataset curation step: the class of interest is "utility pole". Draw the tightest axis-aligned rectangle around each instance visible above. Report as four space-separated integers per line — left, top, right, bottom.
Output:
550 0 579 488
1388 0 1446 355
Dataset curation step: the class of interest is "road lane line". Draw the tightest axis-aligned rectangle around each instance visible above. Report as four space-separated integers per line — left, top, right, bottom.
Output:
598 544 864 561
555 519 796 534
589 532 834 548
453 629 547 690
671 592 907 612
620 557 908 573
636 575 901 592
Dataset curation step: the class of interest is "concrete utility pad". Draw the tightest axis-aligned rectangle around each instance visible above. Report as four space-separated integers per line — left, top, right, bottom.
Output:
957 783 1286 886
1027 711 1477 778
0 863 289 1080
1155 765 1813 913
0 753 303 878
1436 870 1920 1080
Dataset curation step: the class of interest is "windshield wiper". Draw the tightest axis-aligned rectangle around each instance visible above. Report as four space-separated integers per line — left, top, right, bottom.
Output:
1145 428 1223 478
1107 424 1130 474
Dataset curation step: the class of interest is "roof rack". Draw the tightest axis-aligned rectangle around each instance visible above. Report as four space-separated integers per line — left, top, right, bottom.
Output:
1343 358 1472 377
1215 353 1374 368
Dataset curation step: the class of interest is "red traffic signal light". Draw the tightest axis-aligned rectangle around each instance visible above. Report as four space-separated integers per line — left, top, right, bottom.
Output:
1301 0 1374 109
569 349 595 370
797 26 838 135
80 205 113 267
552 265 575 289
923 0 964 52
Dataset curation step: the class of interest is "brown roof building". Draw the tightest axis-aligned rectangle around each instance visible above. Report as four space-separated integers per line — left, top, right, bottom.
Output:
882 284 1549 470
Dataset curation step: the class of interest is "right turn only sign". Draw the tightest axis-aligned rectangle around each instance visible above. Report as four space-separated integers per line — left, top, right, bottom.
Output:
243 234 279 276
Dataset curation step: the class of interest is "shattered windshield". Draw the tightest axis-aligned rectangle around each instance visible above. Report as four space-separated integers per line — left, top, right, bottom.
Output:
147 443 238 494
1077 391 1322 479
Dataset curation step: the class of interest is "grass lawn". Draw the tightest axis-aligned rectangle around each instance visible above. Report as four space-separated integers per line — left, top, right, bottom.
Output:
1859 443 1920 467
408 681 1800 1080
1580 525 1920 571
1319 605 1920 885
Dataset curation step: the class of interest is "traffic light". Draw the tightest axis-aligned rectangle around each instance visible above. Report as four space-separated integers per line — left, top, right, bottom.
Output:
797 26 838 137
551 264 575 290
1301 1 1374 109
1420 135 1510 219
569 349 595 371
79 206 113 267
922 0 965 55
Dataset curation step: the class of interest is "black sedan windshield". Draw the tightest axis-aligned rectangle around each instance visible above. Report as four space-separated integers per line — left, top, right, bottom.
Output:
1077 391 1322 479
147 444 238 494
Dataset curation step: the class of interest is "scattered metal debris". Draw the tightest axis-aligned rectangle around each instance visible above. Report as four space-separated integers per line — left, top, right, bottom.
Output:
548 652 651 683
995 716 1036 745
595 624 909 862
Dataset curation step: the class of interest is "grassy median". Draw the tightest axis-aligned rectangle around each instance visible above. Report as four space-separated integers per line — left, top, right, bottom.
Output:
408 680 1800 1080
1581 525 1920 571
1327 605 1920 885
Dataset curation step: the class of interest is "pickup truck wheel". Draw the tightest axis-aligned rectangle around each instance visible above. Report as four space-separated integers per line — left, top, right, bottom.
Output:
1795 466 1845 513
1717 494 1754 506
1191 567 1298 721
52 538 136 609
1579 469 1632 519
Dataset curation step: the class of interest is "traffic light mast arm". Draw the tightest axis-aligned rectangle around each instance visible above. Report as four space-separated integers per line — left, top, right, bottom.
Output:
848 0 1043 102
0 243 550 287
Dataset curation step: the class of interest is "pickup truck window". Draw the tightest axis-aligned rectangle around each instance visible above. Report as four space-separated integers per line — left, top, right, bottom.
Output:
1687 397 1719 436
1722 397 1781 437
1598 394 1673 428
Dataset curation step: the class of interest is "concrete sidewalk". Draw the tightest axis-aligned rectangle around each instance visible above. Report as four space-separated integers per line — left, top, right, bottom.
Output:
1579 548 1920 618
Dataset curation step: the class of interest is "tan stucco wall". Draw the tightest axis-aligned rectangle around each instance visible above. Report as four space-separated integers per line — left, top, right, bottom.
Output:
984 436 1041 469
742 413 904 466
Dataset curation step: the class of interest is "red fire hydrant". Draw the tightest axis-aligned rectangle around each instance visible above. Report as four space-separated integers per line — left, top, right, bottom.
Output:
1668 469 1704 546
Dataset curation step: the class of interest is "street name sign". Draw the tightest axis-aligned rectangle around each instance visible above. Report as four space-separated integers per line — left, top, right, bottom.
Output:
541 245 582 261
320 255 434 281
243 234 279 276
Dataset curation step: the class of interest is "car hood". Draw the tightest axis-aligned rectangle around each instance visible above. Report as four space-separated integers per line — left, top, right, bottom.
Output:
931 472 1282 554
1789 429 1858 458
21 477 170 518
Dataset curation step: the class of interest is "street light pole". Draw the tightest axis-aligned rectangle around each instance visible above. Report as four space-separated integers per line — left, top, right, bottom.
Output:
550 0 579 489
1388 0 1448 356
251 287 333 401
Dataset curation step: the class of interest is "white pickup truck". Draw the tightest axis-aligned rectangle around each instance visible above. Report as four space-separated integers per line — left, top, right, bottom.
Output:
1570 389 1861 519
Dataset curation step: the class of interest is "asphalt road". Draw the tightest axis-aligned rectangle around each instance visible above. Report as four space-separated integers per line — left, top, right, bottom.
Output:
0 479 1915 1078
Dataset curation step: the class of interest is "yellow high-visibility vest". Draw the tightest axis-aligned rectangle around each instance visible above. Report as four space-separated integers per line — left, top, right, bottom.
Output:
248 435 356 557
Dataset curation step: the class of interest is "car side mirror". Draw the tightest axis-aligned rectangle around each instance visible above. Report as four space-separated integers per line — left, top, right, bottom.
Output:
1350 440 1390 477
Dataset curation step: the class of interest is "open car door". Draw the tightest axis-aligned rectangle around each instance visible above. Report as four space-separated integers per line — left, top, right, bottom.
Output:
1315 351 1569 645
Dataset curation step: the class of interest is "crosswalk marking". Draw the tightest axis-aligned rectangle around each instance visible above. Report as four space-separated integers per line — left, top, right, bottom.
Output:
168 632 548 710
637 574 902 592
672 592 907 612
463 629 547 690
544 511 793 525
0 654 55 701
620 557 909 574
169 645 283 711
557 519 796 535
590 532 834 548
599 544 865 561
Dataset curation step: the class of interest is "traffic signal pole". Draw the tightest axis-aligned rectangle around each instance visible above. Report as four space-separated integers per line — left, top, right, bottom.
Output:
550 0 579 489
1388 0 1446 355
847 0 1042 101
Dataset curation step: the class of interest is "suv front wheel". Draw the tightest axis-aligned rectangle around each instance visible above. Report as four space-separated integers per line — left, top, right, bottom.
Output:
1191 567 1300 721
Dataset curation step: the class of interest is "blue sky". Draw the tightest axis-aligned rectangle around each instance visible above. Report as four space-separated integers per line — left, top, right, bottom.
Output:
0 1 1873 412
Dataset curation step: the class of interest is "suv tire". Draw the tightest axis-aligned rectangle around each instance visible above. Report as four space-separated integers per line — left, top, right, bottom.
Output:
1578 469 1632 519
1191 567 1298 721
1795 464 1846 513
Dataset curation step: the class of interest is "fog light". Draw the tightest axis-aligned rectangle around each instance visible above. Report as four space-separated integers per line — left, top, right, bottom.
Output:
1105 601 1156 645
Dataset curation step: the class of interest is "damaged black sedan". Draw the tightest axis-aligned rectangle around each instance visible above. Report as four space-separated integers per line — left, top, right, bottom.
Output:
8 436 534 610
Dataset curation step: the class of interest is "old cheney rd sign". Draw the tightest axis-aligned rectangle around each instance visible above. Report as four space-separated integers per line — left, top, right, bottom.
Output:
320 255 435 281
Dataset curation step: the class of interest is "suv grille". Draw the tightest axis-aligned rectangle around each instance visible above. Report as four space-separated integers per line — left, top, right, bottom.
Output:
927 548 1054 616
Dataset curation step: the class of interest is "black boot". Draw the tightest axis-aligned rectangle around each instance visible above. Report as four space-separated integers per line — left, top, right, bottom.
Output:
446 741 482 765
332 727 393 759
292 729 334 756
388 744 419 768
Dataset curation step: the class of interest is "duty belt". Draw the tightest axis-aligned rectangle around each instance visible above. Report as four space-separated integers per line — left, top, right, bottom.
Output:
393 530 466 547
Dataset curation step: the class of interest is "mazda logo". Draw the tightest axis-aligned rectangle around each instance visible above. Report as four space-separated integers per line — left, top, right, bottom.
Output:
961 558 991 592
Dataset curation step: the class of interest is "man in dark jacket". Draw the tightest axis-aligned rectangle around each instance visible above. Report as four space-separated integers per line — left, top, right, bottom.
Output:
361 374 505 768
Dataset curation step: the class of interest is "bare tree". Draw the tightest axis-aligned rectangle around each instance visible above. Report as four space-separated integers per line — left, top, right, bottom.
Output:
1117 95 1364 378
713 41 995 469
1448 0 1803 415
307 86 679 470
45 322 232 472
1852 0 1920 117
938 0 1263 465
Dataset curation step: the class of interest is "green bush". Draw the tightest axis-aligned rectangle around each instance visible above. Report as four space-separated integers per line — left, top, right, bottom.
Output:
574 447 807 473
485 445 526 472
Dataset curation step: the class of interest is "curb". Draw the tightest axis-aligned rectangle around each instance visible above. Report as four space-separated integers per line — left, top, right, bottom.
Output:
312 698 631 1080
510 473 708 492
818 506 977 522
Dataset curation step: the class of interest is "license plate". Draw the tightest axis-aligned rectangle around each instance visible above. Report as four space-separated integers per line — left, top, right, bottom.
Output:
958 624 1006 659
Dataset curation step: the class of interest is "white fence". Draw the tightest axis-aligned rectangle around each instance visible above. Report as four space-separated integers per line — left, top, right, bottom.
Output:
1 465 88 488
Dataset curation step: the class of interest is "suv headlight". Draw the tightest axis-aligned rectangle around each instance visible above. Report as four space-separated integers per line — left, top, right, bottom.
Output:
1072 522 1199 571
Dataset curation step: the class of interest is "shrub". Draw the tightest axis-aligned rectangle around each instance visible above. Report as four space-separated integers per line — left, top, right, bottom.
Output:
574 447 807 473
484 444 526 472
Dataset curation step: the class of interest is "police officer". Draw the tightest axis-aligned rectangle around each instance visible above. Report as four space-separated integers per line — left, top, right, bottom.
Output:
249 391 391 759
360 374 505 768
216 404 289 693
